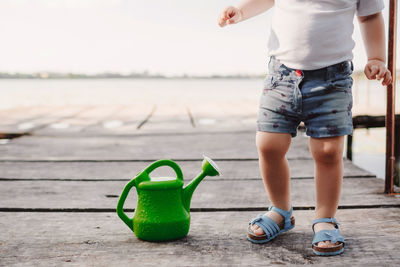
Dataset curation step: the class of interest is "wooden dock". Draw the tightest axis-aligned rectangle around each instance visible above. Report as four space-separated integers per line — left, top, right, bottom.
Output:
1 103 400 266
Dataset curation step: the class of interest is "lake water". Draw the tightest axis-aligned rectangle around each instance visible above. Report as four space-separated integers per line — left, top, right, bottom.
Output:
1 78 399 181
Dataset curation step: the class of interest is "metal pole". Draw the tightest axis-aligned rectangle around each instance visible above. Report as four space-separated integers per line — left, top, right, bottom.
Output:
385 0 397 194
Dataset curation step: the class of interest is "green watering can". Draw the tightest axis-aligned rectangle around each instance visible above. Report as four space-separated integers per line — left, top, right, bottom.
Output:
117 156 220 241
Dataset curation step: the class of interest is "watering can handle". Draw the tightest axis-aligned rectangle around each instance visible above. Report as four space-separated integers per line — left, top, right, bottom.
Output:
117 178 136 231
143 159 184 181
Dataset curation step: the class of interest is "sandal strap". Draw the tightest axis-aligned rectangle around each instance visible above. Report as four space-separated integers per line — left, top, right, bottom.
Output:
269 205 293 229
312 229 345 247
250 214 280 238
312 217 339 232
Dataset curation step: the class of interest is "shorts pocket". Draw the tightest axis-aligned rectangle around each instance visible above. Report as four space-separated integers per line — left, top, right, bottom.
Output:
263 73 296 101
333 62 353 81
330 75 353 93
264 72 296 87
263 74 277 89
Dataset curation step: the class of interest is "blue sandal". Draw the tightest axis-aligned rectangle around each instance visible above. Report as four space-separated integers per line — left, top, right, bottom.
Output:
312 218 345 256
247 206 295 244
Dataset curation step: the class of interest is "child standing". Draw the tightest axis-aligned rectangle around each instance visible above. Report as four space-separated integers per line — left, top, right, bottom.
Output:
218 0 392 256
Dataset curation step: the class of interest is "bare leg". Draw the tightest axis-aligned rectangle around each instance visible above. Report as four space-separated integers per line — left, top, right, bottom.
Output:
309 136 344 248
251 131 292 235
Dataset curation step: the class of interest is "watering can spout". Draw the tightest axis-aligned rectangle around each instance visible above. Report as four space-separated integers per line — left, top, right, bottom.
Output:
183 156 220 212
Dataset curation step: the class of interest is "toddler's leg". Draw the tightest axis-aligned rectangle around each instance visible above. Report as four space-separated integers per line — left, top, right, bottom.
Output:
251 131 292 235
309 136 344 248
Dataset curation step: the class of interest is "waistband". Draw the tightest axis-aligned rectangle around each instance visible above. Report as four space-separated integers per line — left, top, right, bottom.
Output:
268 56 354 80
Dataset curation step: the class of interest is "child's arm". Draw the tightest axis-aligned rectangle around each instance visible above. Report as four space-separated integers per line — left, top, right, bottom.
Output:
358 12 392 86
218 0 274 27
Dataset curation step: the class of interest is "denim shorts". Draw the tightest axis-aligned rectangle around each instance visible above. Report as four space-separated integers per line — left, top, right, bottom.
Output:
257 57 354 138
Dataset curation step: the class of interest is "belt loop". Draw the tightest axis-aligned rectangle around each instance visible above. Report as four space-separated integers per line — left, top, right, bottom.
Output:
324 66 328 81
268 56 273 74
271 56 276 70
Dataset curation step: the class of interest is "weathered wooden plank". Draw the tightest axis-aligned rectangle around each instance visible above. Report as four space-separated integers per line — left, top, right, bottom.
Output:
0 104 155 135
0 106 52 125
34 121 259 136
27 105 250 136
77 104 156 134
1 209 399 266
0 106 35 118
57 105 124 132
0 106 91 133
0 132 311 161
0 159 374 180
139 104 193 131
11 101 252 136
189 115 257 133
1 178 398 209
32 105 123 134
185 100 258 132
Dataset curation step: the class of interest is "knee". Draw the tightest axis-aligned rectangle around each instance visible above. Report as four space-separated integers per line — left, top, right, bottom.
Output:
256 137 288 160
311 144 342 163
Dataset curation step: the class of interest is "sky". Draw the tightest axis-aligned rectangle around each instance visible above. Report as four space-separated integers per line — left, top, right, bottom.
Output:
0 0 397 76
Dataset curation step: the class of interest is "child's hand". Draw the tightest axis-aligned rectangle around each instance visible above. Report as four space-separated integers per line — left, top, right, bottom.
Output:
364 59 392 86
218 6 243 27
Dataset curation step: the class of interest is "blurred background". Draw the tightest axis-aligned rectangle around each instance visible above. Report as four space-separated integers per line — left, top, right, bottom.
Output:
0 0 399 179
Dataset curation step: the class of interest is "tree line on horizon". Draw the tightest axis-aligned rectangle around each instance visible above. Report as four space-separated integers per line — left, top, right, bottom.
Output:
0 70 398 80
0 71 261 79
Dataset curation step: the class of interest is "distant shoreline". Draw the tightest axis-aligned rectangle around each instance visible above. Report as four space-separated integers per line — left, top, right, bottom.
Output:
0 72 263 80
1 70 398 80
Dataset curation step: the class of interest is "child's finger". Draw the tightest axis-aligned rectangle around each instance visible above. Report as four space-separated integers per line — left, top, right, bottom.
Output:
228 13 241 24
223 9 230 19
219 7 237 27
369 65 379 79
218 17 226 27
383 71 392 86
376 66 386 80
364 66 373 80
224 7 235 19
382 71 389 86
218 12 229 27
227 18 236 24
387 71 392 84
218 18 225 27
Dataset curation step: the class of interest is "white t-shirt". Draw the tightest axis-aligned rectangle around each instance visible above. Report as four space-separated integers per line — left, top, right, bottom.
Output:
268 0 385 70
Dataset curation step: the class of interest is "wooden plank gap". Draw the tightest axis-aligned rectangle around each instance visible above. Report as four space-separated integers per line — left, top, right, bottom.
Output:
137 105 157 129
0 174 376 182
30 106 95 132
0 132 31 139
31 129 257 138
0 178 129 182
0 157 308 163
186 107 196 127
1 106 69 127
1 204 399 213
